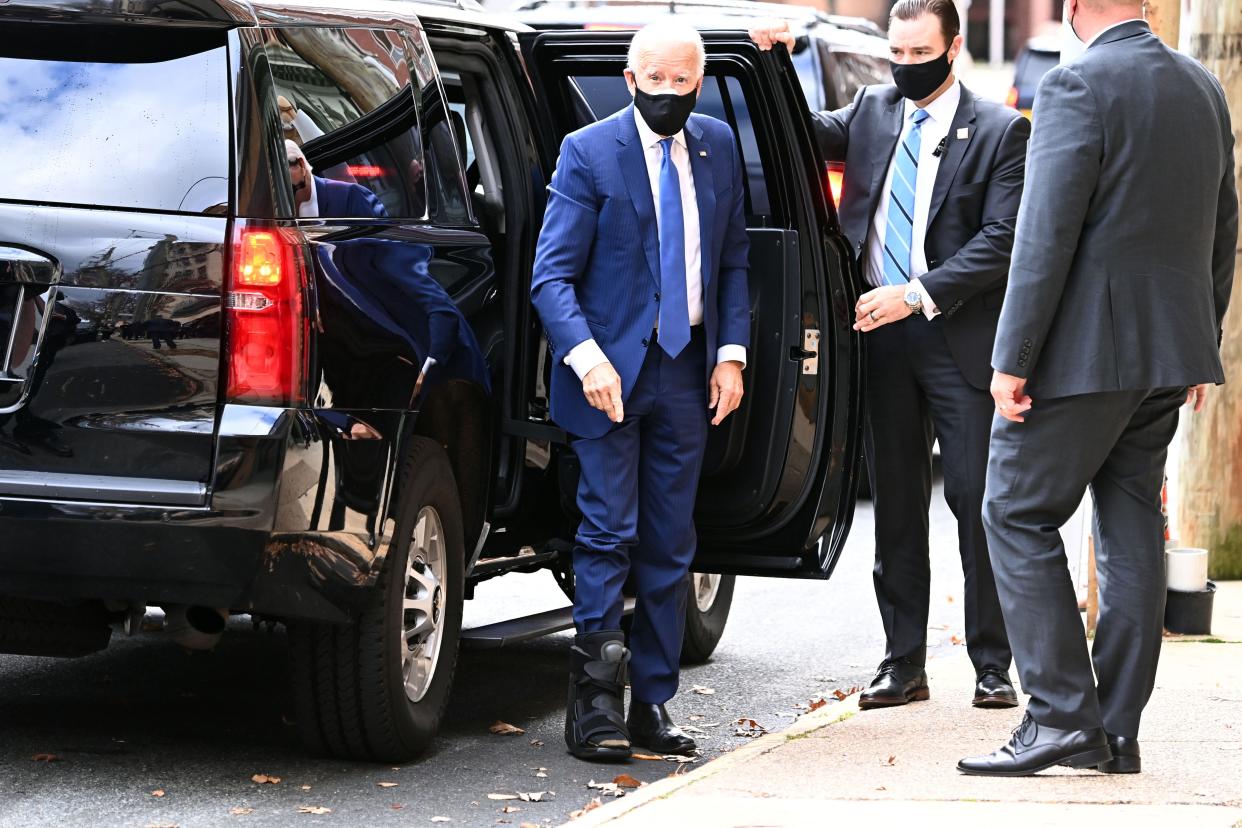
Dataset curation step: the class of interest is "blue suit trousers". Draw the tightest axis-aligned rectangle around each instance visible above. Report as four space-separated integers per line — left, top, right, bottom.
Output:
571 327 708 705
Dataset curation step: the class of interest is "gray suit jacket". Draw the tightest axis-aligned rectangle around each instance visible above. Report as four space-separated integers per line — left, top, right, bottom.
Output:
813 84 1030 390
993 21 1237 396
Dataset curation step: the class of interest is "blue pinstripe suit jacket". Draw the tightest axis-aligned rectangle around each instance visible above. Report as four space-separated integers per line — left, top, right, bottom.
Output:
531 105 751 439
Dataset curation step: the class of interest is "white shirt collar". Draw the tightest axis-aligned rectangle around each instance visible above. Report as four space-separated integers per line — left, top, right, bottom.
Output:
634 105 687 151
1089 18 1147 46
298 174 319 218
903 78 961 126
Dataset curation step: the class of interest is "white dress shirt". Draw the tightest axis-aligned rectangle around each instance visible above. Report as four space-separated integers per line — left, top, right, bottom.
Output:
564 107 747 380
297 174 319 218
865 79 962 319
1088 18 1146 45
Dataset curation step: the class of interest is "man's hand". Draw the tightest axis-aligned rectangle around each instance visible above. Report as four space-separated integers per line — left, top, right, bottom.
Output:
991 370 1032 423
854 286 913 332
583 362 624 423
710 360 745 426
1187 384 1210 412
749 19 795 52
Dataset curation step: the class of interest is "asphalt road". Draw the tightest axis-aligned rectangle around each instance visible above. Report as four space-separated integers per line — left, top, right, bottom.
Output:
0 482 976 828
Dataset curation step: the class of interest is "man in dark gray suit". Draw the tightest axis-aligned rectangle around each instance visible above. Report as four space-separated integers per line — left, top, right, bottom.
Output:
753 0 1029 712
959 0 1237 777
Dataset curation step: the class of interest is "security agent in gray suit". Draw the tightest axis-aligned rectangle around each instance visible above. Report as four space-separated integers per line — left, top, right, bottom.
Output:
753 0 1029 713
959 0 1237 777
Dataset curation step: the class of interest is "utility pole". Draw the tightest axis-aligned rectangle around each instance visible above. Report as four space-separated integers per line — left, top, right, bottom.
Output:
1172 0 1242 582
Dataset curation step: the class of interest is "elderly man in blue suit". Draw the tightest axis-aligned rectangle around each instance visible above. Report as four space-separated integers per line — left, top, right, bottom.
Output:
286 140 387 219
531 20 750 762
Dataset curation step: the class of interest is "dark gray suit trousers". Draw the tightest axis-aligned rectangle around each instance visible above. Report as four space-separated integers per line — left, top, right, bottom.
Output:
983 387 1184 738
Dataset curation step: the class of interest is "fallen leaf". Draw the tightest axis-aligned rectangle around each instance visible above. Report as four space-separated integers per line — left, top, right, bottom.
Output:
431 819 451 824
487 794 519 801
631 753 664 761
300 786 311 791
733 718 768 737
501 805 522 814
377 782 399 788
229 807 254 816
528 738 544 748
569 799 603 819
947 594 956 604
613 774 642 789
31 754 61 763
297 806 331 815
535 772 547 778
663 754 697 763
251 774 282 785
832 689 848 701
690 685 715 695
884 755 897 766
518 791 547 802
519 824 540 828
390 804 404 811
950 634 965 646
587 780 624 797
807 697 828 712
152 790 166 798
688 714 705 721
489 721 525 736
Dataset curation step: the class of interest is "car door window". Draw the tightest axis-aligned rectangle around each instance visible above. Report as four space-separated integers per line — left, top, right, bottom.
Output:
261 27 469 224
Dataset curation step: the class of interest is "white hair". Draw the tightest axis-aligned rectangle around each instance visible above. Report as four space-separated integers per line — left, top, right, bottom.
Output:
285 138 313 172
626 19 706 77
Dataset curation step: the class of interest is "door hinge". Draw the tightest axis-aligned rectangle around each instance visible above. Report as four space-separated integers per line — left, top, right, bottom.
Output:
794 329 820 375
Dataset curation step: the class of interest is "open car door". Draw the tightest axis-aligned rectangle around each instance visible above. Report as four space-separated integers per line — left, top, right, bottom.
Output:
520 30 864 579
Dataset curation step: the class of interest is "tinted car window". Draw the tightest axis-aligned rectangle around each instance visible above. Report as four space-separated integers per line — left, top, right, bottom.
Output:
264 27 470 222
570 72 773 218
0 24 228 214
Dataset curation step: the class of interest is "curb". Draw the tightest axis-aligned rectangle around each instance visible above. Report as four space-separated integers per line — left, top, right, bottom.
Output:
562 695 861 827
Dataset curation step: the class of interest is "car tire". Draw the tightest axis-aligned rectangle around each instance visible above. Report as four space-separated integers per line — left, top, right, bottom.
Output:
680 572 735 665
288 436 465 762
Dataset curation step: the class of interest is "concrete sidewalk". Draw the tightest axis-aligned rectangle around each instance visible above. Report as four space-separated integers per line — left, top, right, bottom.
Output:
569 582 1242 827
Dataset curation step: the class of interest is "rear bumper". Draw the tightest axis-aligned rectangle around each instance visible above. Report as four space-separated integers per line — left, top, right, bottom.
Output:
0 405 399 624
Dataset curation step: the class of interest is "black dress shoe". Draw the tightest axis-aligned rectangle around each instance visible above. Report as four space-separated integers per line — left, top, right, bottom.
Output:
958 713 1112 776
858 661 929 710
1099 734 1140 774
973 669 1019 709
627 702 696 756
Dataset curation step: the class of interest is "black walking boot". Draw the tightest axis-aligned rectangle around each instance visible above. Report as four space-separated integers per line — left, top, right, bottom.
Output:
565 631 632 762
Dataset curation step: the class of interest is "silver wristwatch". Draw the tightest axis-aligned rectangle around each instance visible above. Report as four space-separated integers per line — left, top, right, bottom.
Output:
904 287 923 316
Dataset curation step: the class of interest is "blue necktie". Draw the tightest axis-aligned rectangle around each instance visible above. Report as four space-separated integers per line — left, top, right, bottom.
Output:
657 137 690 359
882 108 930 286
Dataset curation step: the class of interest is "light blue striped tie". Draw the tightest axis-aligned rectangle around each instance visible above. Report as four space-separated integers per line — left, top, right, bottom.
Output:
882 108 930 286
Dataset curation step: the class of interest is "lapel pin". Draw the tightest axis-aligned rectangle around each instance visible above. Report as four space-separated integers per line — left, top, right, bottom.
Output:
699 150 708 157
957 127 970 140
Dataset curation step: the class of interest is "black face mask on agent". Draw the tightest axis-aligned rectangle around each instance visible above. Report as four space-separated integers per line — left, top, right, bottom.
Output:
633 85 698 137
890 49 953 102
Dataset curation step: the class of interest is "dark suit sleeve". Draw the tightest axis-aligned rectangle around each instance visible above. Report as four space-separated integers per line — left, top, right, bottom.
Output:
918 113 1030 311
992 66 1103 379
530 133 600 357
717 128 751 350
1211 102 1238 342
810 85 865 163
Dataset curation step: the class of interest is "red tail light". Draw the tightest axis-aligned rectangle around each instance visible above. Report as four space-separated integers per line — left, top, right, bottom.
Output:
826 162 845 206
226 225 308 406
1006 86 1020 109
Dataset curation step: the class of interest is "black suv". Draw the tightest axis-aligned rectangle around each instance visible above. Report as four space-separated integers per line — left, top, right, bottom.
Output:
0 0 863 762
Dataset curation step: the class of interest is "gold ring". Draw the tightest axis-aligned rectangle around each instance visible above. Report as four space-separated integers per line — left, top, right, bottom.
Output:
869 310 878 322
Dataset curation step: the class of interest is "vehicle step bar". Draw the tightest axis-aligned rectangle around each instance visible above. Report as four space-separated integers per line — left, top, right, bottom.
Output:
461 597 636 649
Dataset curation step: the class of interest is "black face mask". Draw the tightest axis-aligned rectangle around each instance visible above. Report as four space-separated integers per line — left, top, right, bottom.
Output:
890 50 953 102
633 86 698 137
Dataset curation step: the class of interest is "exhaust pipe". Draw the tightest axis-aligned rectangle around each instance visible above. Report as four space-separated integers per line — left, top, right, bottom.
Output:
163 605 228 651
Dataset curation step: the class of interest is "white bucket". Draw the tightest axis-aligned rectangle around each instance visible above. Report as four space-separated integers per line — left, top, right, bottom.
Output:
1166 548 1210 593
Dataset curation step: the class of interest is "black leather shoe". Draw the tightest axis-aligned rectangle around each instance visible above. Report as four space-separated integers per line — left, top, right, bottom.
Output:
958 713 1112 776
564 632 631 762
627 703 697 756
973 669 1019 709
858 661 929 710
1099 734 1140 774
